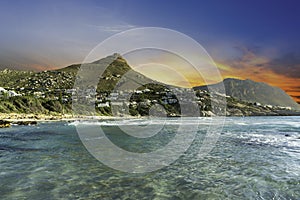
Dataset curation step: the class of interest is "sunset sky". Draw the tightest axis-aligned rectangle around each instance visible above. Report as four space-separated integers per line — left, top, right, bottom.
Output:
0 0 300 103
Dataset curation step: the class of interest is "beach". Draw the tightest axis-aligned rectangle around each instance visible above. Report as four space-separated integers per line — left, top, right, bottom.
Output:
0 113 146 128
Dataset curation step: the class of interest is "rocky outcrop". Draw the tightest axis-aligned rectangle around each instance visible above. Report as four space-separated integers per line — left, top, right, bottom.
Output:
0 120 11 128
13 121 37 126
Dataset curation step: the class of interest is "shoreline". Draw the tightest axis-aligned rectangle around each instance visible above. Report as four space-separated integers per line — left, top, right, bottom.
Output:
1 112 300 124
0 113 144 124
1 113 300 128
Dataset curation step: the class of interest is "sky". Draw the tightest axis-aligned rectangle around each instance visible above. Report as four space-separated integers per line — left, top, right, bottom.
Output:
0 0 300 102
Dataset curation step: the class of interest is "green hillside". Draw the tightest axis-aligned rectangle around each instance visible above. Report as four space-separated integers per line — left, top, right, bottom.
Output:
0 55 299 117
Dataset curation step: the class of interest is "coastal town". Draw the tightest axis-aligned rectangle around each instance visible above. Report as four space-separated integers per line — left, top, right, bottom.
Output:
0 77 296 120
0 54 299 128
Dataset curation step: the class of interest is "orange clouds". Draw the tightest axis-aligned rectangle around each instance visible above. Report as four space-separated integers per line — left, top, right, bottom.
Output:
131 46 300 104
127 48 299 104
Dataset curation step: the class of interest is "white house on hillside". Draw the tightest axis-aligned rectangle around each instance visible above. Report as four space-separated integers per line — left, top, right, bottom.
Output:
0 87 22 97
0 87 7 93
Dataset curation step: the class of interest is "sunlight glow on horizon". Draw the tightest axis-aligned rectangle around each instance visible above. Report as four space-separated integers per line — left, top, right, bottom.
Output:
128 58 300 103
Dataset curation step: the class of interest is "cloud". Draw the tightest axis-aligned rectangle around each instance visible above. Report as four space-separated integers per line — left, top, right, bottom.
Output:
228 46 270 68
291 96 300 103
267 53 300 78
230 47 300 79
88 24 137 33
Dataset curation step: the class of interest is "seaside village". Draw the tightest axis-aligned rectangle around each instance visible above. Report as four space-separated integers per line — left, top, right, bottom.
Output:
0 82 292 116
0 82 204 119
71 86 202 116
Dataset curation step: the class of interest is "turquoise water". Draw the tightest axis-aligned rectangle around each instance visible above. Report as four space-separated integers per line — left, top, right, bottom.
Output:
0 117 299 199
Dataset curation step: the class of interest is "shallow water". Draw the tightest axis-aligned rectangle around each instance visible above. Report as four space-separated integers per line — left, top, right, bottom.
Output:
0 117 299 199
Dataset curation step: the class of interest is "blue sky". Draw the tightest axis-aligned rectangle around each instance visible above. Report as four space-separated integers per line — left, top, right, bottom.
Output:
1 0 299 67
0 0 300 100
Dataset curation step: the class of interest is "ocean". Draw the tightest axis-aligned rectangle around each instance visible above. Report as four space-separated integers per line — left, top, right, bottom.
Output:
0 117 299 199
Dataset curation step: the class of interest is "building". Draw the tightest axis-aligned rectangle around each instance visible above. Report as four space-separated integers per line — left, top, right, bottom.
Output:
97 102 110 107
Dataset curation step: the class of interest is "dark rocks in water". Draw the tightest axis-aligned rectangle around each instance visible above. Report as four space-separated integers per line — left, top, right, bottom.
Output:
13 121 38 126
0 120 11 128
284 134 290 137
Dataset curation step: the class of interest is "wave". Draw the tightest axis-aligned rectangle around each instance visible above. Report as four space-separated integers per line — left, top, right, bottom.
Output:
225 131 300 149
68 117 221 126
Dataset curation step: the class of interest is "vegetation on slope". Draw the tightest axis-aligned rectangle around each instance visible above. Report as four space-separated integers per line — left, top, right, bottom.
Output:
0 54 299 117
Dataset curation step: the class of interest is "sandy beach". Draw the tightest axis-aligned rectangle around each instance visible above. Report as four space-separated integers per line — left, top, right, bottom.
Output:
0 113 143 124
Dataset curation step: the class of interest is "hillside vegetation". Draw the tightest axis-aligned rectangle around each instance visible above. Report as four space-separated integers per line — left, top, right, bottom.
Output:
0 54 299 117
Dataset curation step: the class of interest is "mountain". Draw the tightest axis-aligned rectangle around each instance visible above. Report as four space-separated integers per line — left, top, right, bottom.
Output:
194 78 300 110
0 54 165 116
0 55 299 117
0 54 154 93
